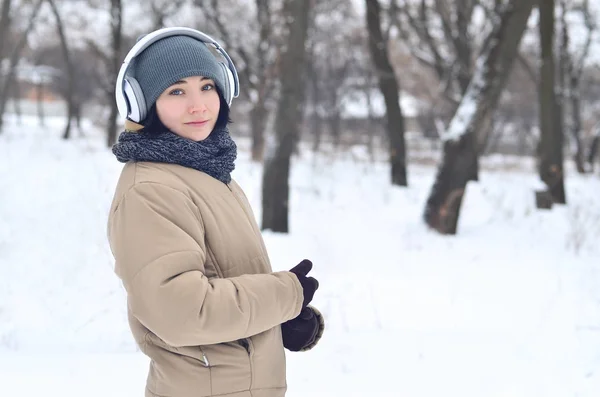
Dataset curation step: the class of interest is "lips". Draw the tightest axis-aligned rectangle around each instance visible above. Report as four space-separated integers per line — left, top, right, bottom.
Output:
185 120 209 126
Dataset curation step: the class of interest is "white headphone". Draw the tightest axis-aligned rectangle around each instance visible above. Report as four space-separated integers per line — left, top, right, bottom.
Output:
115 27 240 123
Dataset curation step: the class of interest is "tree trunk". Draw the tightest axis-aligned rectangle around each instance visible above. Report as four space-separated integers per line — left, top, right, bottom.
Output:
570 73 585 173
454 0 479 182
250 0 272 162
106 0 122 147
250 101 268 161
310 86 323 154
47 0 75 140
11 79 21 124
307 57 323 153
454 0 473 94
329 111 342 149
588 126 599 171
0 0 44 132
423 0 535 234
36 79 45 126
538 0 566 205
556 0 583 174
261 0 312 233
365 0 407 186
311 115 323 153
74 102 83 135
365 79 377 161
329 88 341 148
0 0 12 60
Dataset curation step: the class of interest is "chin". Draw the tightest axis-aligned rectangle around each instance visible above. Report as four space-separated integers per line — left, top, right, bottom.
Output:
174 127 210 141
191 132 211 141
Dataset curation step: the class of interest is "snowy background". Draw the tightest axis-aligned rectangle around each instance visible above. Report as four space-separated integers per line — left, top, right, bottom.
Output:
1 113 599 397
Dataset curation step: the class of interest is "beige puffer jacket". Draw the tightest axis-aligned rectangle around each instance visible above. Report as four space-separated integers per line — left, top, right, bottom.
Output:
107 146 312 396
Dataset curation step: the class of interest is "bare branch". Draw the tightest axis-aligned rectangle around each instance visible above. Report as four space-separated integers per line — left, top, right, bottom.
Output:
199 0 254 91
0 0 45 127
517 52 537 83
418 0 447 80
85 39 110 70
434 0 456 54
573 0 596 76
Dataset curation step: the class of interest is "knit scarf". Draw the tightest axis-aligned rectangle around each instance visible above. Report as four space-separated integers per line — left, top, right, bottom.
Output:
112 126 237 184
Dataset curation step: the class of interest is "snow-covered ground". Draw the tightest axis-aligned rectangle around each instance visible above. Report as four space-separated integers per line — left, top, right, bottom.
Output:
1 114 599 397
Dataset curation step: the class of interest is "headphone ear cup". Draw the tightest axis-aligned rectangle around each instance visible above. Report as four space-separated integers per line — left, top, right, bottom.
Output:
219 62 235 106
123 77 147 123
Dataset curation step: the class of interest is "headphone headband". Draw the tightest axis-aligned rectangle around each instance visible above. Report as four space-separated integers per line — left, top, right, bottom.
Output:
115 27 240 120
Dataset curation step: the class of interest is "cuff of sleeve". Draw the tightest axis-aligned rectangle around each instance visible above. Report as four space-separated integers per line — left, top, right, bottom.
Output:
282 271 304 320
299 305 325 352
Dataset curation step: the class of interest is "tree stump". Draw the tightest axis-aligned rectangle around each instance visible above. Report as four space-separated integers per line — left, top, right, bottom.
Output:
535 190 553 209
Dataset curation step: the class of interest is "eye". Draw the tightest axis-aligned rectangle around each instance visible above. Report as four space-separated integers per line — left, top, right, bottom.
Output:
169 88 184 96
201 83 215 91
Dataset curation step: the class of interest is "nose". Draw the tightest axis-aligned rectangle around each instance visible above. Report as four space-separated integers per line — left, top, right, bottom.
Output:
187 93 208 114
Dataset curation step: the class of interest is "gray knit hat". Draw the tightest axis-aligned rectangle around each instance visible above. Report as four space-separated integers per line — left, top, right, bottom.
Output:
129 35 227 116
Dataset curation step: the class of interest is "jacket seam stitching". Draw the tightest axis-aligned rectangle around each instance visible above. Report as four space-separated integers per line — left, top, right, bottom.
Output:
112 180 195 214
146 385 286 397
129 249 203 286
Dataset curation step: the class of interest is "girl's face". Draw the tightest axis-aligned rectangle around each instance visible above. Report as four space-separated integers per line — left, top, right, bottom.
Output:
156 75 220 141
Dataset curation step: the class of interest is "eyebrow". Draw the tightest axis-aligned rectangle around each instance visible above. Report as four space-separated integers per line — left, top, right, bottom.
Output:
171 77 213 85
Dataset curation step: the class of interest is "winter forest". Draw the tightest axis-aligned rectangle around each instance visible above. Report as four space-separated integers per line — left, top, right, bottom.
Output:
1 0 600 396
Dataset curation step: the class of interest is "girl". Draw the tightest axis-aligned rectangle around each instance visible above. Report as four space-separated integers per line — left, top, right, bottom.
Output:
107 27 324 397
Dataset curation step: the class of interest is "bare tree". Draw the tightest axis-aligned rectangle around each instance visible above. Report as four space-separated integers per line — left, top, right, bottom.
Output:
46 0 75 139
261 0 312 233
366 0 407 186
31 40 101 136
537 0 566 206
249 0 275 161
0 0 12 60
0 0 45 133
197 0 279 162
305 0 362 151
86 0 123 146
306 37 324 152
29 51 49 127
392 0 481 99
392 0 482 180
557 0 596 174
11 76 21 123
105 0 123 146
146 0 187 30
85 0 125 146
588 123 599 171
423 0 536 234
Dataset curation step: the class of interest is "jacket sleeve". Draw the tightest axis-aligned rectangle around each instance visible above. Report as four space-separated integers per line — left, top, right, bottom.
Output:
107 182 303 347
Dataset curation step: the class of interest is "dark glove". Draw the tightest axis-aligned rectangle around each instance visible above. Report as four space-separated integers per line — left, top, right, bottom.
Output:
281 306 323 352
289 259 319 309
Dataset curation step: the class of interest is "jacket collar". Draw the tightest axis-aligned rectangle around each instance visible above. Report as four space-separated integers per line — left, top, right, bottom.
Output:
124 119 144 132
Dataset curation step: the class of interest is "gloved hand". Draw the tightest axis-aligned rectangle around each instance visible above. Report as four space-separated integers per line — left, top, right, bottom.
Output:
281 306 324 352
289 259 319 309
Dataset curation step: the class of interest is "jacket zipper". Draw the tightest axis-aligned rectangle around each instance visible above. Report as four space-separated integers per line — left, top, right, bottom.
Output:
239 338 250 353
199 348 211 367
225 185 255 389
246 338 254 391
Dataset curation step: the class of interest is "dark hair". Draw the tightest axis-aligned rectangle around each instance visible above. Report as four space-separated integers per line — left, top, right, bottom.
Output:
142 87 232 134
